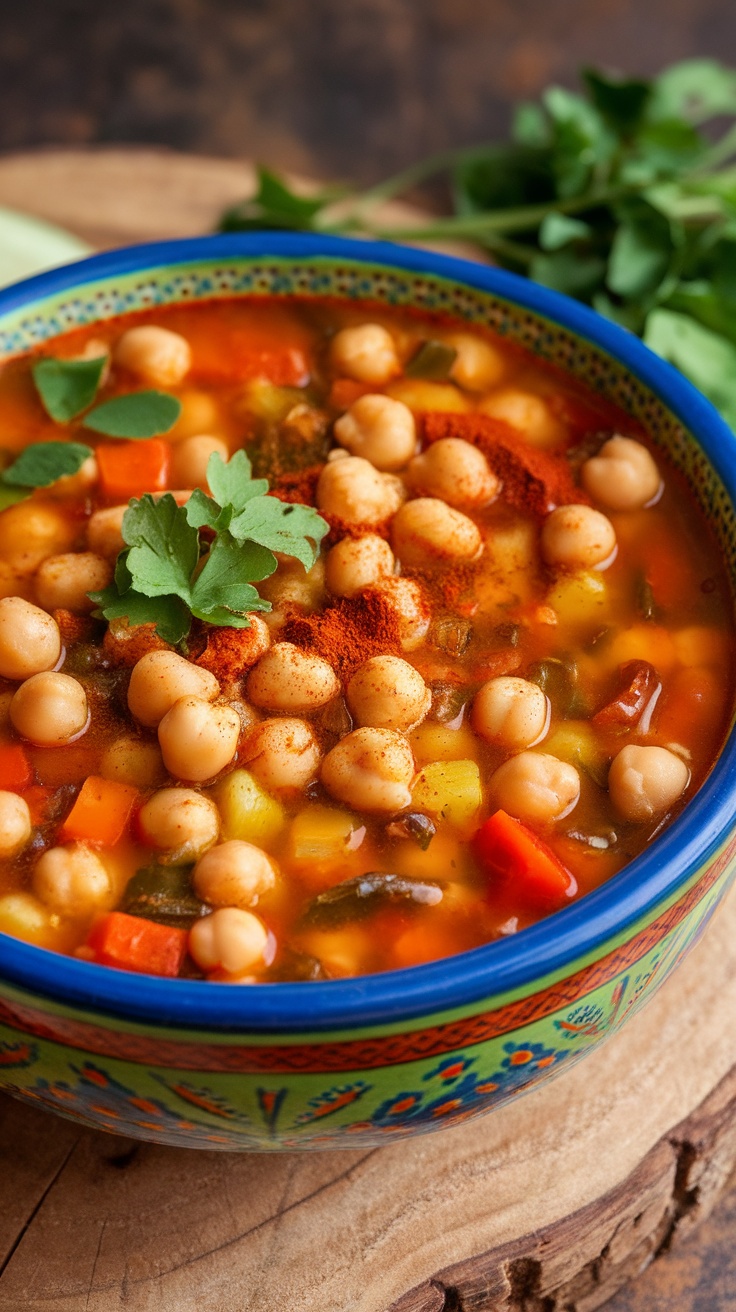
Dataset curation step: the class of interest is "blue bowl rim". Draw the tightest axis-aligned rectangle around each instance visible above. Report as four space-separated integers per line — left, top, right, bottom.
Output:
0 230 735 1034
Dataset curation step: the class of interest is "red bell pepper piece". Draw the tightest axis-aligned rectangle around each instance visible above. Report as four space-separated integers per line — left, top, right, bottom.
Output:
473 809 574 911
87 912 188 977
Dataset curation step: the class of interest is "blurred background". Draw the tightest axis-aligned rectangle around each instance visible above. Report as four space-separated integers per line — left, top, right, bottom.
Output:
2 0 736 184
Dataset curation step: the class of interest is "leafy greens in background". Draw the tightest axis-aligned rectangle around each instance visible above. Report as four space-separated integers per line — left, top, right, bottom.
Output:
221 59 736 429
90 450 329 645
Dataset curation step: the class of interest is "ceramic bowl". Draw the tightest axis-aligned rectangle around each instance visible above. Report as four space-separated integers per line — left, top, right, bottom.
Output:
0 233 734 1151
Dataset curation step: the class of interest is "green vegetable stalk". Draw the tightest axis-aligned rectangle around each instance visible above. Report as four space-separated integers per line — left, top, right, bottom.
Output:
220 59 736 429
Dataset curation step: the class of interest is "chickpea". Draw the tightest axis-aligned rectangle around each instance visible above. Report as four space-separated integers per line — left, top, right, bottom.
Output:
472 677 549 750
35 552 112 614
242 717 321 792
329 323 400 385
391 498 482 568
258 559 325 612
0 791 31 858
114 325 191 387
193 840 277 909
479 388 565 448
0 500 77 574
347 655 431 731
368 575 431 651
170 435 229 491
541 505 617 571
247 643 339 712
581 436 662 511
488 752 580 823
406 438 499 509
100 735 167 789
11 672 88 746
445 332 507 392
189 906 269 976
33 843 112 917
158 696 240 782
86 504 127 559
0 561 31 603
127 649 220 728
0 597 61 679
608 745 689 822
47 455 98 500
334 395 416 471
316 456 405 524
321 726 415 812
138 787 219 862
325 535 394 598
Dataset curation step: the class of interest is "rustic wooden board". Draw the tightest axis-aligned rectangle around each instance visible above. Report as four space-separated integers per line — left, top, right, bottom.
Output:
0 148 733 1312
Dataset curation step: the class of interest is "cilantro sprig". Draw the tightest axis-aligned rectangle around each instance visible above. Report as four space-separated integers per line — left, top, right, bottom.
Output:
32 354 182 439
90 450 329 644
221 58 736 428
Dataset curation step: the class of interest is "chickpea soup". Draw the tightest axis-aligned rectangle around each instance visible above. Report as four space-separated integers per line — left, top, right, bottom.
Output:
0 296 731 983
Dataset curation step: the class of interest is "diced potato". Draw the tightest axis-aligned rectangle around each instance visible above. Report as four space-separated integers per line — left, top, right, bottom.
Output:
544 721 606 785
411 759 483 832
604 624 677 676
672 625 730 668
240 379 304 424
0 892 56 947
214 769 286 846
296 924 373 977
288 805 363 864
100 736 167 789
410 722 478 766
474 522 539 611
385 379 472 413
548 572 608 628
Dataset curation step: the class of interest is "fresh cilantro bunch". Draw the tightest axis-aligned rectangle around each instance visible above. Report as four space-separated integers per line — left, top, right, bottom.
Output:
221 59 736 428
90 450 329 645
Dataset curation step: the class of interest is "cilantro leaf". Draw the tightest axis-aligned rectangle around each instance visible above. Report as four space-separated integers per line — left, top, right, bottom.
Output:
122 495 199 598
90 582 192 646
33 355 107 423
187 451 329 568
89 551 192 645
229 495 328 570
83 391 181 438
219 165 345 232
2 441 94 488
205 449 269 512
189 531 275 625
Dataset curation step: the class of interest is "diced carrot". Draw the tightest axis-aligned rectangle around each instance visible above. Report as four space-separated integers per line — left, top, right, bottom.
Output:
327 378 376 410
60 775 139 846
87 912 188 977
474 809 574 911
97 439 170 501
193 340 308 386
0 743 33 790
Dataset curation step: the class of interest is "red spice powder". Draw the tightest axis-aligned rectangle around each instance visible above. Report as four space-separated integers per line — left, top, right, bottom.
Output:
421 412 588 518
269 465 324 507
191 621 270 684
283 591 402 680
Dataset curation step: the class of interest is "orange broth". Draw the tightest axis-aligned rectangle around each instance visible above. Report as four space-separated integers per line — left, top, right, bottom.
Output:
0 295 731 981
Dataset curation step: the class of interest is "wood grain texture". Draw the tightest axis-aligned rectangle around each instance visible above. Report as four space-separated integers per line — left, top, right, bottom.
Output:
0 143 733 1311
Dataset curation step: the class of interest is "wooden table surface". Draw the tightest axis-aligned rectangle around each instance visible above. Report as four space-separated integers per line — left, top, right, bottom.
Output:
0 123 729 1312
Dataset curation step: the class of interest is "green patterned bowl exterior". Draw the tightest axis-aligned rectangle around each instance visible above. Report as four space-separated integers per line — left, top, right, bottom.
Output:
0 234 734 1151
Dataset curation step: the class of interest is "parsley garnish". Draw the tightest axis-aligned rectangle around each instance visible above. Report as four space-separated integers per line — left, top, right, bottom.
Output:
31 354 182 440
90 450 329 644
33 356 107 423
2 441 94 488
220 59 736 428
